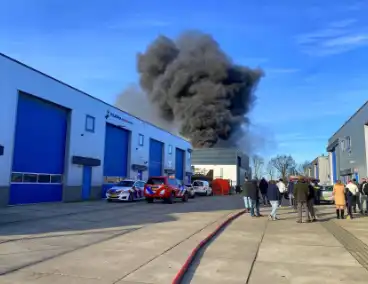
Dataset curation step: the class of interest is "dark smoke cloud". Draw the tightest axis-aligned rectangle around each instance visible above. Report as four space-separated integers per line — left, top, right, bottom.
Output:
137 31 264 148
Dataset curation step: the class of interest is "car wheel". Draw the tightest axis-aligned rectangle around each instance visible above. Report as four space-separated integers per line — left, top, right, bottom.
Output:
128 193 134 202
107 199 112 202
166 192 175 204
182 193 189 202
146 198 154 203
191 192 195 199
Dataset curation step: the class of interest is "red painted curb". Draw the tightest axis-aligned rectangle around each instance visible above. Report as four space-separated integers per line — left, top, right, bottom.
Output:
172 209 247 284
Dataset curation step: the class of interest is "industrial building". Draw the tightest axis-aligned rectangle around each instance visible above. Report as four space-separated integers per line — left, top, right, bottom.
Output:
326 100 368 184
306 155 331 185
191 148 250 186
0 53 192 206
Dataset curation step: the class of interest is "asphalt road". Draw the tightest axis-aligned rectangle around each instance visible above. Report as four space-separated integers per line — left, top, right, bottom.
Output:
0 195 244 283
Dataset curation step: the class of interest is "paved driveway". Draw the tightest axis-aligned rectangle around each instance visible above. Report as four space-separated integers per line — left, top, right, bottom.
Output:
0 195 244 283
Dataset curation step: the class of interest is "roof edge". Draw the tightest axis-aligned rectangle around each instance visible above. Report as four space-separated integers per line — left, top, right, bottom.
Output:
0 52 190 144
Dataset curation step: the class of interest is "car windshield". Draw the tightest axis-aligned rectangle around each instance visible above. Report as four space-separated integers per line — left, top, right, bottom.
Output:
168 178 177 186
117 180 135 187
324 186 333 191
147 178 165 185
193 181 203 186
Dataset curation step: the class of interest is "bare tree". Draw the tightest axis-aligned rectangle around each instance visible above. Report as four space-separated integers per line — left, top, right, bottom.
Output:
269 155 296 181
266 161 276 180
251 155 264 179
297 160 311 176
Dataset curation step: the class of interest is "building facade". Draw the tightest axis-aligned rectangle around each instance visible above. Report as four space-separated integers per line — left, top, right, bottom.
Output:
306 155 331 185
326 101 368 184
0 53 192 206
191 148 250 186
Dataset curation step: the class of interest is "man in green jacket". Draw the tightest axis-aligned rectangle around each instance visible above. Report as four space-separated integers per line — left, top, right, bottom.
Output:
294 178 310 223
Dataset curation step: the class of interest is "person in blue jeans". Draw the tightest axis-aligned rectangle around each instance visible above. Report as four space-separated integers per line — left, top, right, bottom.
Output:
267 180 281 220
244 179 262 217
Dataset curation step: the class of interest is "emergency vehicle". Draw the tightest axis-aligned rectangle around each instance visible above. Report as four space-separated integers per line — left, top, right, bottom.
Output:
144 176 189 204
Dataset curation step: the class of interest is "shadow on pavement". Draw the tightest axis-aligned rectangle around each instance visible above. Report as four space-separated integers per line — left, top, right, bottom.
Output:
0 195 245 238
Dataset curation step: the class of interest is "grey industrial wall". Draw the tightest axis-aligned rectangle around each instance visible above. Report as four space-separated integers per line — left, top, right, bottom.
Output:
192 148 239 165
327 101 368 180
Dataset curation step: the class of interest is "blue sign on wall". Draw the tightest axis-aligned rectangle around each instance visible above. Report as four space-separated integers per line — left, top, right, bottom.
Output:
105 110 133 124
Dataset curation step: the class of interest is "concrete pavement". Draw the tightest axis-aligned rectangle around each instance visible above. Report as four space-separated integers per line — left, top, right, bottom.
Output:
185 206 368 284
1 198 368 283
0 196 244 283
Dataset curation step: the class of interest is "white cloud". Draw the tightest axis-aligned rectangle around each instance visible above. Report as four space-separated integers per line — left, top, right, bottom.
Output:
296 18 368 56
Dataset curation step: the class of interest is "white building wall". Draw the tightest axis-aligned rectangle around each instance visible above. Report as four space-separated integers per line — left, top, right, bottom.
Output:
0 54 192 187
317 156 330 185
192 164 237 185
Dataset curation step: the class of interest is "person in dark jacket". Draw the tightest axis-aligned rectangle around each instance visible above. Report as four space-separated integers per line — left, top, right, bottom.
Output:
244 179 262 217
294 178 310 223
259 178 269 206
267 180 280 220
359 178 368 214
307 182 317 222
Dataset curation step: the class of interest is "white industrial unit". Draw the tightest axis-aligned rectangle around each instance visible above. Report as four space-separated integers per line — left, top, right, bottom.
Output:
191 148 250 186
307 155 331 185
0 53 192 206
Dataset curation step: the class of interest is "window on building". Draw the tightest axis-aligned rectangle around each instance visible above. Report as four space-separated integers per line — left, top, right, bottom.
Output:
168 144 172 155
220 168 224 178
85 115 95 133
346 136 351 150
340 139 345 152
11 172 63 184
138 134 144 146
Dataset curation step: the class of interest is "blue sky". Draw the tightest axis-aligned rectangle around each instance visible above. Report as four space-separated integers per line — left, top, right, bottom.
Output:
1 0 368 163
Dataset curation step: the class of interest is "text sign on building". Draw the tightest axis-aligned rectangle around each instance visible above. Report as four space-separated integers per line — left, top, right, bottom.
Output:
105 110 133 124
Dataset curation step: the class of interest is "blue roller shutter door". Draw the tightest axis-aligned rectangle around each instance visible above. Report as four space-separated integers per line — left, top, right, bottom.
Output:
10 93 68 205
102 124 130 197
149 139 163 176
175 148 185 181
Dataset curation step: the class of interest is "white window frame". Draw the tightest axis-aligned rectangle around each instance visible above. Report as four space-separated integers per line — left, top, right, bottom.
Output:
138 134 144 146
346 136 351 150
85 115 95 133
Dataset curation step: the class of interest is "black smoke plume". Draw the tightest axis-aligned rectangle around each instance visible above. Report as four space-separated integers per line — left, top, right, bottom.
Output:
137 31 263 148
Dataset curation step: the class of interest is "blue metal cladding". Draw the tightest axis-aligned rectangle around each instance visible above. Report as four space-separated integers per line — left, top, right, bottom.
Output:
332 150 337 183
175 148 185 181
102 123 130 196
149 139 163 177
10 93 68 205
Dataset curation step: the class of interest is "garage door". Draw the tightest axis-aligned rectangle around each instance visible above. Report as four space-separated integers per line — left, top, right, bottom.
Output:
175 148 185 181
149 139 163 177
102 123 130 197
10 92 68 205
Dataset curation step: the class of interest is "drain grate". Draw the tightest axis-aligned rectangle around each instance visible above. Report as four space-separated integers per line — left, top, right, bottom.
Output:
322 220 368 270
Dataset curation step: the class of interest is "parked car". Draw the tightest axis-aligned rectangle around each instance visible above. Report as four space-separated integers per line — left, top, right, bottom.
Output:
106 179 145 202
185 184 196 198
320 185 334 204
192 180 213 196
144 176 189 204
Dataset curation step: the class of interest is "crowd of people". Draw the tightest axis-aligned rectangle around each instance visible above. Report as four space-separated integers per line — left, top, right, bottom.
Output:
333 178 367 219
239 176 365 223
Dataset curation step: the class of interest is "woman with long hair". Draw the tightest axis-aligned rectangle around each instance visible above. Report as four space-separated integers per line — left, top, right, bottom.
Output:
333 180 346 219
